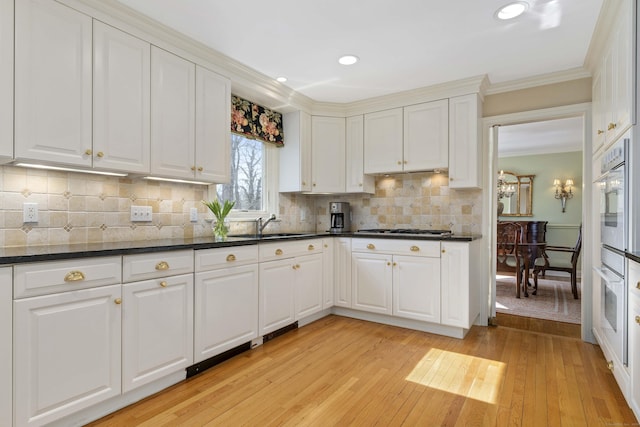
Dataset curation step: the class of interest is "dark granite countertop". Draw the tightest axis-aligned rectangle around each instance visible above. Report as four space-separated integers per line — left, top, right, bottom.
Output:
0 232 482 265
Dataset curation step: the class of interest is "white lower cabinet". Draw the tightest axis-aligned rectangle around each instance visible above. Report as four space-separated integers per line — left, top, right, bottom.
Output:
194 252 259 362
122 273 194 393
259 258 296 335
628 260 640 418
294 253 324 319
14 284 122 427
322 239 335 309
334 237 352 308
393 255 440 323
352 252 393 315
0 267 12 427
440 240 481 328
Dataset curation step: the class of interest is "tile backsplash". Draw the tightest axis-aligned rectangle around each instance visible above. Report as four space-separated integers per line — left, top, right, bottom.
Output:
0 166 482 247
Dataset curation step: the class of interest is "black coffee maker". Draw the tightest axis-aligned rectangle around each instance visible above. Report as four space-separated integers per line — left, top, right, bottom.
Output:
329 202 351 233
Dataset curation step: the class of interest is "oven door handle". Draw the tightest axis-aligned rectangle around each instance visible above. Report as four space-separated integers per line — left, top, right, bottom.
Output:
593 266 624 285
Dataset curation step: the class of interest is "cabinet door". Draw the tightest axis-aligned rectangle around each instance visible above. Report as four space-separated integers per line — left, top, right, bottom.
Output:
151 46 196 179
393 255 441 323
334 238 352 308
311 116 346 192
280 111 312 192
449 94 481 189
0 268 11 427
441 242 471 328
592 67 605 153
194 264 259 363
403 100 448 172
122 274 193 393
93 21 150 173
364 108 403 174
259 258 296 335
296 253 324 319
322 239 335 309
14 284 121 427
196 66 231 183
346 115 375 193
612 0 632 141
352 252 392 315
15 0 92 166
0 0 12 162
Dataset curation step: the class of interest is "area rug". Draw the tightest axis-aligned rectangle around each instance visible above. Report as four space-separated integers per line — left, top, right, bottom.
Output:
495 274 581 324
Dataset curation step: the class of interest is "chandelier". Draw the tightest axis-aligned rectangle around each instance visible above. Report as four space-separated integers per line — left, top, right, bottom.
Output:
497 170 516 200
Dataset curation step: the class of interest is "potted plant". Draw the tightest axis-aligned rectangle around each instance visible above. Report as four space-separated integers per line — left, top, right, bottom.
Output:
202 199 235 241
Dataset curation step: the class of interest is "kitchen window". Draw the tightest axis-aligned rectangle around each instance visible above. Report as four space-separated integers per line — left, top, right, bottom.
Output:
213 133 278 219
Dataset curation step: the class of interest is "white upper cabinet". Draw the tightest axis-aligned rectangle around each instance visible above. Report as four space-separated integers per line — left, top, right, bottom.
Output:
311 116 346 193
14 0 92 166
150 46 196 180
346 115 375 193
0 0 12 163
280 111 312 192
448 93 481 189
364 108 404 174
403 100 448 172
195 66 231 183
93 21 150 174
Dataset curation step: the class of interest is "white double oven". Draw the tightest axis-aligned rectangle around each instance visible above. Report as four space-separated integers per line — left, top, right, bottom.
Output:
595 134 629 365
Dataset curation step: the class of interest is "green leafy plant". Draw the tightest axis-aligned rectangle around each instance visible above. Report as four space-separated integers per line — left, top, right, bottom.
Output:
202 199 235 240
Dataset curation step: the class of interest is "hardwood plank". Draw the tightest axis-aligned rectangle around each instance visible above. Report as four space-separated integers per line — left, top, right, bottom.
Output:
86 315 637 426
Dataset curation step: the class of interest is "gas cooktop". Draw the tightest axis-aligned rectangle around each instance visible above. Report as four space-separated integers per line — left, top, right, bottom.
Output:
356 228 452 237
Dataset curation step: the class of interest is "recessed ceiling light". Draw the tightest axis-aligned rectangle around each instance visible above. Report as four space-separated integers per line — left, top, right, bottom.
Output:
495 2 528 20
338 55 359 65
276 77 287 83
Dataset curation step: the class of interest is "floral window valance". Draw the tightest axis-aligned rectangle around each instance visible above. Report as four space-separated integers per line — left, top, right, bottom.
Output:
231 94 284 147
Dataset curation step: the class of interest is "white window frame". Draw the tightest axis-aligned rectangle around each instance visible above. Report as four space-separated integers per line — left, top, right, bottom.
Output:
207 142 279 221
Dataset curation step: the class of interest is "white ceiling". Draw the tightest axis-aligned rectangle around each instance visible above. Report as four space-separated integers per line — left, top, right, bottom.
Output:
498 117 584 157
115 0 603 104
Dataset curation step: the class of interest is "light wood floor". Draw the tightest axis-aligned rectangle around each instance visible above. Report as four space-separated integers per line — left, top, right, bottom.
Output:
88 315 637 426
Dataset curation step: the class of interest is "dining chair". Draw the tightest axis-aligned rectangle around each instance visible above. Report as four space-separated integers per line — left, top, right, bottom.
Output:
496 222 526 298
532 225 582 299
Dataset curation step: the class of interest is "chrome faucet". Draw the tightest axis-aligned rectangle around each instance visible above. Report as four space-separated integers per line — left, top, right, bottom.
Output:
256 213 276 237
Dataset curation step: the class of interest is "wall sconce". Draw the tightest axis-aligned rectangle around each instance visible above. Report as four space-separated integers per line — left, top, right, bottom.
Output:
554 178 574 213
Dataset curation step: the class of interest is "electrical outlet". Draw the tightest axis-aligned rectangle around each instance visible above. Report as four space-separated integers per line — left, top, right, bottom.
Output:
23 202 38 223
189 207 198 222
130 206 152 222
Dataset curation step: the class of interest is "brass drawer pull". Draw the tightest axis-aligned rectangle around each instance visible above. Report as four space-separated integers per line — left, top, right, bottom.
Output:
160 281 168 288
96 151 104 158
226 254 236 262
608 122 617 131
275 249 283 256
410 245 420 252
636 281 640 289
635 315 640 325
155 261 170 271
367 244 375 250
114 298 122 305
64 271 85 282
308 244 315 251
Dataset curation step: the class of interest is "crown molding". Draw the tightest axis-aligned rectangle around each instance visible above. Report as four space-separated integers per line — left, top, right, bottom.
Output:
583 0 624 72
484 67 592 95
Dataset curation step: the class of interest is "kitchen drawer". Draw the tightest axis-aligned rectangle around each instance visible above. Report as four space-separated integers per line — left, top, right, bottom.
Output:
123 250 194 283
259 239 323 262
351 238 440 257
14 256 122 299
195 245 259 272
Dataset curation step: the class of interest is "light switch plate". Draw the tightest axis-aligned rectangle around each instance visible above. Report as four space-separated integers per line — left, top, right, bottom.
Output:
23 203 38 223
189 207 198 222
130 206 152 222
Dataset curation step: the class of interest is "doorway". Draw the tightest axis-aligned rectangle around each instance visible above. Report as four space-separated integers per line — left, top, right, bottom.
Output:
495 118 583 336
481 103 594 342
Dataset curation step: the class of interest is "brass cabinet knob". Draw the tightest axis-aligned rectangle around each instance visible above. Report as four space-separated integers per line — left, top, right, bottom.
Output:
397 161 402 165
441 249 446 253
226 254 236 262
313 183 317 187
607 360 614 371
292 265 297 270
191 166 196 171
635 315 640 325
302 181 307 186
64 271 85 282
393 262 397 267
324 244 328 248
114 298 122 305
367 243 375 250
198 166 203 172
155 261 169 270
410 245 420 252
636 281 640 289
85 149 92 155
275 249 283 256
308 244 315 251
387 262 391 266
450 177 454 181
160 281 168 288
96 151 104 158
597 129 605 135
608 122 616 131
